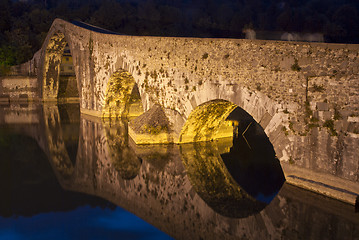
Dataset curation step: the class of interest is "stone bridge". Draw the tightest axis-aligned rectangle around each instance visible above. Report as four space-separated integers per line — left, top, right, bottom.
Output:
5 18 359 204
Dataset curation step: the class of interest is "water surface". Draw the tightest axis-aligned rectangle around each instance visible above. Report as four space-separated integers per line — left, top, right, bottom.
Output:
0 103 358 240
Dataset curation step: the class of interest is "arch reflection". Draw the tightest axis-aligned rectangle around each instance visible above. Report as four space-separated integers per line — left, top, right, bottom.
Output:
104 119 142 180
180 140 267 218
57 103 80 165
180 106 285 218
41 102 284 221
43 102 144 184
42 103 79 181
223 107 285 204
32 103 358 240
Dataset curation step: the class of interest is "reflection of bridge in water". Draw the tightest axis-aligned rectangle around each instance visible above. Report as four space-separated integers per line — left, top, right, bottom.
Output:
1 103 358 239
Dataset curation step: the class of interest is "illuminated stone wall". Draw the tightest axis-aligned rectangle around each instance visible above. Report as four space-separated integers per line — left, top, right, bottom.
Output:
0 76 38 101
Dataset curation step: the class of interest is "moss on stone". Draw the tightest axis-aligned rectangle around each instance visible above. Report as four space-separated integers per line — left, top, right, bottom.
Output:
43 32 67 100
88 36 94 57
323 119 338 136
129 104 171 144
312 83 325 92
142 124 168 135
334 107 342 120
291 59 301 71
282 126 289 136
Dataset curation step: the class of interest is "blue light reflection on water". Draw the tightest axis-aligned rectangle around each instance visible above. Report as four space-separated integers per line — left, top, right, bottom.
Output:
0 206 173 240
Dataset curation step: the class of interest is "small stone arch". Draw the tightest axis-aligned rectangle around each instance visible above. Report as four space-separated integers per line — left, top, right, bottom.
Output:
102 69 144 118
179 97 269 144
183 84 274 125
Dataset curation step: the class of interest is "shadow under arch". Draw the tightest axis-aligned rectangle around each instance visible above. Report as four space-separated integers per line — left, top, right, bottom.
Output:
179 99 285 218
102 69 144 119
42 31 79 101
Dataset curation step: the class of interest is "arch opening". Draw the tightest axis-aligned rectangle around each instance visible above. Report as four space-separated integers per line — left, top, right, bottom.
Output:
102 70 144 119
42 32 79 102
221 107 285 204
58 44 79 102
179 99 285 216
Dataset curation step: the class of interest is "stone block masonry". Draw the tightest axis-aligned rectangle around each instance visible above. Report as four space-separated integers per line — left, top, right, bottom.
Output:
0 76 39 102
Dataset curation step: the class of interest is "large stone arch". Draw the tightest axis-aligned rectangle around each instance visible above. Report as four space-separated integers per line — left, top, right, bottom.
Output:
39 30 80 101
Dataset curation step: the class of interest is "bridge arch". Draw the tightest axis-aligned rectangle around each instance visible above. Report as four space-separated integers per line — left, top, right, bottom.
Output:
179 97 274 146
40 30 79 101
179 99 286 217
180 85 291 160
102 69 144 118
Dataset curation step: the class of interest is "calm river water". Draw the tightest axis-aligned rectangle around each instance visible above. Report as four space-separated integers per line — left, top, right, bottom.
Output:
0 103 358 240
